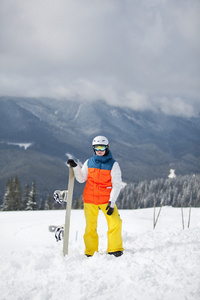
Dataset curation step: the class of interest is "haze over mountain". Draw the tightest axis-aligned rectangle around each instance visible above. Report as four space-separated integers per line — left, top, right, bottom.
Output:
0 96 199 203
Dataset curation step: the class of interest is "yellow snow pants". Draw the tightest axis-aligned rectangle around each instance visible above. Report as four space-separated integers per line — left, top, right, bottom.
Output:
84 203 123 256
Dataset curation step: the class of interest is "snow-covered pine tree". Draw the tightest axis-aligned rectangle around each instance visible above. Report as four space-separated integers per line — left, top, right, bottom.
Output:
2 176 22 210
47 193 52 210
12 176 22 210
39 197 45 210
22 184 30 210
26 181 38 210
1 178 13 211
44 194 52 210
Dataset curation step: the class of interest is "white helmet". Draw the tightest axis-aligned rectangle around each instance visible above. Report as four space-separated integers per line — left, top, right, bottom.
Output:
92 136 109 147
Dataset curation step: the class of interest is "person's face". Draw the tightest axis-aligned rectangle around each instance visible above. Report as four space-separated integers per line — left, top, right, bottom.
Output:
95 150 106 156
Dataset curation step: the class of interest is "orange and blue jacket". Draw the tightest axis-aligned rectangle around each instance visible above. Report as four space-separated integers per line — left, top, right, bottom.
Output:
83 151 115 205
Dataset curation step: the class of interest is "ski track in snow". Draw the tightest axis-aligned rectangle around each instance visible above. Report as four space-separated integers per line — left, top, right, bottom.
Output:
0 207 200 300
74 103 83 120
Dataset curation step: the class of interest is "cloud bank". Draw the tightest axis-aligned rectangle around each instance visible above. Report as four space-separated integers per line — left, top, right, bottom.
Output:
0 0 200 117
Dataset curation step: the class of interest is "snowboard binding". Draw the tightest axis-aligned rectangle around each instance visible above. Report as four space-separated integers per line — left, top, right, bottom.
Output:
55 226 64 241
53 190 68 204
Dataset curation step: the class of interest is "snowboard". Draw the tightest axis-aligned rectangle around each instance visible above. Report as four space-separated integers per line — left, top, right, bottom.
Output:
48 225 64 233
51 166 74 254
63 166 75 255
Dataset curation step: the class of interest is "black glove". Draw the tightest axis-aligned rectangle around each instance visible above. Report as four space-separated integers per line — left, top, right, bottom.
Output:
106 202 114 215
67 159 77 168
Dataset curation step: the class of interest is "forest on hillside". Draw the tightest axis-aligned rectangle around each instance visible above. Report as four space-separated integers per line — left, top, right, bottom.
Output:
118 174 200 209
1 174 200 211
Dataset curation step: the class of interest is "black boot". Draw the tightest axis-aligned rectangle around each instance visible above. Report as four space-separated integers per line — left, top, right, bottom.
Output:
108 251 123 257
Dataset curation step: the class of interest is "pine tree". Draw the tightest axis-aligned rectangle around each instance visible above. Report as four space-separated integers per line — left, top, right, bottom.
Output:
39 197 45 210
73 196 83 209
2 176 22 211
26 181 38 210
196 189 200 207
47 193 52 210
2 178 13 211
22 184 30 210
73 198 80 209
12 176 22 210
44 194 52 210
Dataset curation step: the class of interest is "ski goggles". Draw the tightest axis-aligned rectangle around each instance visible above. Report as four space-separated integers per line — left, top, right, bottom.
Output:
93 145 107 151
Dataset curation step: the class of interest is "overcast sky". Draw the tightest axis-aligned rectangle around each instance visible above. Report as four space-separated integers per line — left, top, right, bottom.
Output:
0 0 200 117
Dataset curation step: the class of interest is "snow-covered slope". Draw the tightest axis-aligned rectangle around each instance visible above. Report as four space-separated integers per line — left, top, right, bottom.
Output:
0 207 199 300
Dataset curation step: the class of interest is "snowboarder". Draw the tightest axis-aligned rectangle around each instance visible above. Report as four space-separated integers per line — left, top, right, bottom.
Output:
67 135 124 257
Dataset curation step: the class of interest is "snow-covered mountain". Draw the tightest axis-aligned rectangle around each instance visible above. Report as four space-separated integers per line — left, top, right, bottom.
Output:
0 96 200 202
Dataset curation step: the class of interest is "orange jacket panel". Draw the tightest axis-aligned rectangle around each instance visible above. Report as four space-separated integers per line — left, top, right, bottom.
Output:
83 168 112 205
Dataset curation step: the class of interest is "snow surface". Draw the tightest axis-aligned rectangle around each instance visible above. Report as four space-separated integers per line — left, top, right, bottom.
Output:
168 169 176 179
5 142 32 150
0 207 199 300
